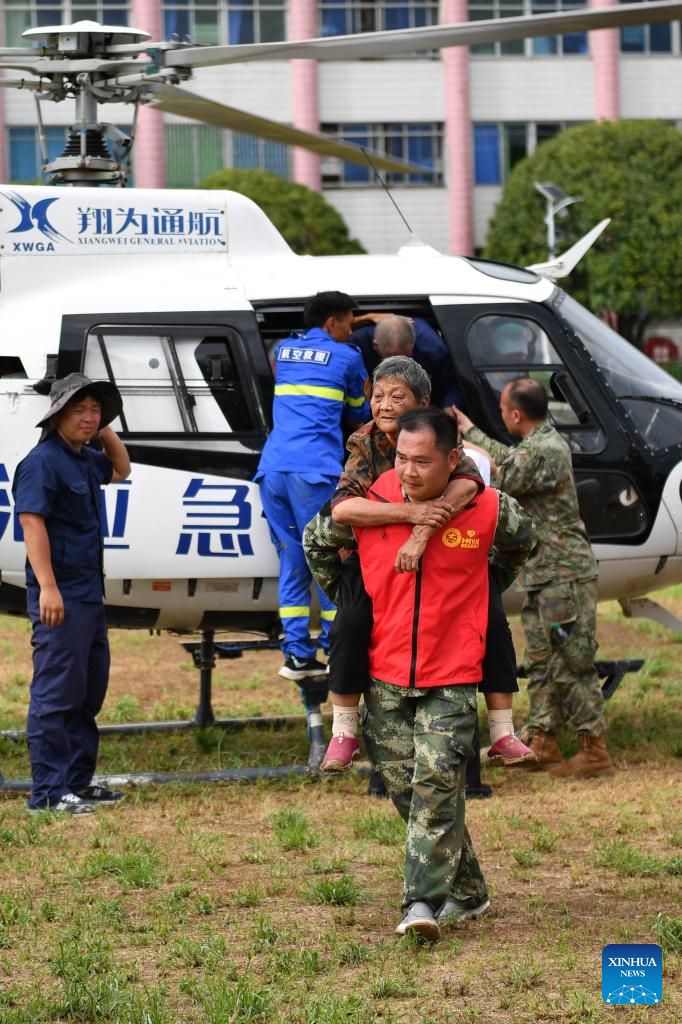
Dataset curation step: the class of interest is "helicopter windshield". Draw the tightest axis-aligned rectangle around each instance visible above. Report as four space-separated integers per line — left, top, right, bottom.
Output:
557 292 682 452
558 293 682 403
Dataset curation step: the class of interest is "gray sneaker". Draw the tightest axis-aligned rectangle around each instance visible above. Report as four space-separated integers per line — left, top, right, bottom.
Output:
395 901 441 941
29 793 96 816
437 896 490 926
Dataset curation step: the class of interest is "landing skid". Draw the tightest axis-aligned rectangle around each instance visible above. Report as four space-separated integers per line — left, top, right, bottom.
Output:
619 597 682 634
0 629 327 792
0 628 489 799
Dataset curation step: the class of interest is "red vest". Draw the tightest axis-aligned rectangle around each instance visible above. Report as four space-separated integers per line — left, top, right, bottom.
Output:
354 470 499 688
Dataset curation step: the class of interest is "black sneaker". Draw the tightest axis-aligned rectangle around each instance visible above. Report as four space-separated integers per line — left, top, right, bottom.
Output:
29 793 96 815
75 784 125 803
278 655 328 681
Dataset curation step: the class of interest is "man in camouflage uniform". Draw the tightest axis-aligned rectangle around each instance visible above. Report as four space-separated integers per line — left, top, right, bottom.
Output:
453 377 613 778
307 408 534 939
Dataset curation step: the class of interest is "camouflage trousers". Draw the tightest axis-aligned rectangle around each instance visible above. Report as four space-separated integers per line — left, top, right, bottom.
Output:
521 578 605 737
362 679 487 913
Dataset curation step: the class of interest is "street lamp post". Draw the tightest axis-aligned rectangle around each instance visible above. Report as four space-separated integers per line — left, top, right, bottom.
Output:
535 181 582 260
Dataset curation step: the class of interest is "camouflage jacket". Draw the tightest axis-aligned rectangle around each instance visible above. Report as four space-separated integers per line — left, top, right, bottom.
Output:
464 421 597 591
304 488 534 606
303 421 487 604
331 420 484 507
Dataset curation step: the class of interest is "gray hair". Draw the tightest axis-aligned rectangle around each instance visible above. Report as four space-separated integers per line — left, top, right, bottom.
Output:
373 356 431 403
374 316 416 355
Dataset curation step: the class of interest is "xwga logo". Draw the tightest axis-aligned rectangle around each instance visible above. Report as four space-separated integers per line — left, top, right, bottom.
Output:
602 943 662 1005
2 191 70 244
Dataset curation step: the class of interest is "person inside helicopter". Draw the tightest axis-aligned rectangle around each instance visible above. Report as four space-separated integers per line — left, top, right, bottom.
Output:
350 313 464 409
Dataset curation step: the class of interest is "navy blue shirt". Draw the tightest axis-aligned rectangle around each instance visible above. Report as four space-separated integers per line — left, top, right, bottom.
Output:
13 432 113 603
351 317 464 409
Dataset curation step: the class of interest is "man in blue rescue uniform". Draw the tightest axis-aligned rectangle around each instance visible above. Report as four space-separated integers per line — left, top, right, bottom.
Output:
13 373 131 815
256 291 370 680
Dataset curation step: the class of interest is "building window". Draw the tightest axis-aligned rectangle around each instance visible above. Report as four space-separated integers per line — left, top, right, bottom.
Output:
163 1 285 45
319 1 438 37
468 0 587 57
473 125 501 184
4 1 128 47
619 0 673 53
165 124 289 187
8 126 67 182
473 121 569 185
233 134 289 178
166 125 225 188
321 123 443 187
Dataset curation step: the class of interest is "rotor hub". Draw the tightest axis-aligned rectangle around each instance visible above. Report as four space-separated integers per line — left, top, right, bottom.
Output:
22 21 150 58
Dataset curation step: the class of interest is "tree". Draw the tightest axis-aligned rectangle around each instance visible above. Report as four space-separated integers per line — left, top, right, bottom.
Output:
198 168 365 256
483 120 682 347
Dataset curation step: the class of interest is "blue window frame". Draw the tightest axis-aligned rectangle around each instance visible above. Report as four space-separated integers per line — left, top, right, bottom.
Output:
474 125 501 185
9 127 66 182
319 1 438 38
233 133 289 178
468 0 588 57
163 1 284 45
321 123 443 187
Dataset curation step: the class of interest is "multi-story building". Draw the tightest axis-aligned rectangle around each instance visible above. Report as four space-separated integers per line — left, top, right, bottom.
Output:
1 1 681 255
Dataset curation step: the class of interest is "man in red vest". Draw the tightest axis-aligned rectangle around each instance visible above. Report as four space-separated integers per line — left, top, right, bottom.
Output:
354 407 533 940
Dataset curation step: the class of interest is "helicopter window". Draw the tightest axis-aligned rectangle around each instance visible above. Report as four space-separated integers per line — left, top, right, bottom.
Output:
467 314 605 453
621 400 682 453
558 292 682 403
0 357 27 379
83 328 257 435
574 472 648 540
558 292 682 452
468 315 560 365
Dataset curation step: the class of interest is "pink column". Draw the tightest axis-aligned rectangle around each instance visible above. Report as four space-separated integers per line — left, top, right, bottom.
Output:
443 0 473 255
590 0 620 120
0 16 7 182
132 0 166 187
288 0 321 191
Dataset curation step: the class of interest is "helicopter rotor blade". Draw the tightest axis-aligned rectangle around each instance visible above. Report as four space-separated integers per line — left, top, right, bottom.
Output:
145 83 430 175
165 0 682 69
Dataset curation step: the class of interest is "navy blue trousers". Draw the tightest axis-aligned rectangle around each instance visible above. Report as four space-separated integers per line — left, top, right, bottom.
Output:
26 595 110 808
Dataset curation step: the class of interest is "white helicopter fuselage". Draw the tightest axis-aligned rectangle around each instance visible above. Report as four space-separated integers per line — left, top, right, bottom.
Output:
1 185 681 630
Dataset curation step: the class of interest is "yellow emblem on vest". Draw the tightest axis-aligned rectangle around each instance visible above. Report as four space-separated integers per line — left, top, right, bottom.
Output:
462 529 481 550
442 527 462 548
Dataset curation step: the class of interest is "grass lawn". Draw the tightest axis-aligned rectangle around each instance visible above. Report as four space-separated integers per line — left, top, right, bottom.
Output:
0 588 680 1023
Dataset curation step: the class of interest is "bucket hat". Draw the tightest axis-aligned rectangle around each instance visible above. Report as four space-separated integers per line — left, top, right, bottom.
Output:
36 373 123 434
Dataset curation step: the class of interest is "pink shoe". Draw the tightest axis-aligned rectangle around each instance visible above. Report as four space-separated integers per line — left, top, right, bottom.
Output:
320 734 360 773
487 733 538 768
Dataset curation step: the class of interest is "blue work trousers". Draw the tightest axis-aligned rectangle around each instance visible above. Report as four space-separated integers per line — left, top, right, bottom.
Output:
26 595 110 809
259 471 338 660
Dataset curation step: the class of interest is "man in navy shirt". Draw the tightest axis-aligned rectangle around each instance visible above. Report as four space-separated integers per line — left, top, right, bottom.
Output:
13 373 131 815
351 314 463 410
256 291 370 681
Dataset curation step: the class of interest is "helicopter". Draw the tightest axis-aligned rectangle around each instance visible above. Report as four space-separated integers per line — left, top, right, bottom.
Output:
1 5 682 641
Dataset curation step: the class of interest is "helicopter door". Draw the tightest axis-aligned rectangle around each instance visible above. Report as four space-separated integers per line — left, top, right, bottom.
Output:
430 300 651 545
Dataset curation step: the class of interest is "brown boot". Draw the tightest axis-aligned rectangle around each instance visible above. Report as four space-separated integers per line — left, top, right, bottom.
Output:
525 731 564 771
549 734 614 779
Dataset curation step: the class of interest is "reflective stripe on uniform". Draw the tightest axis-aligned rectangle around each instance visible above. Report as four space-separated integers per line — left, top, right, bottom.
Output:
344 394 366 408
320 609 337 621
279 606 310 618
274 384 344 402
